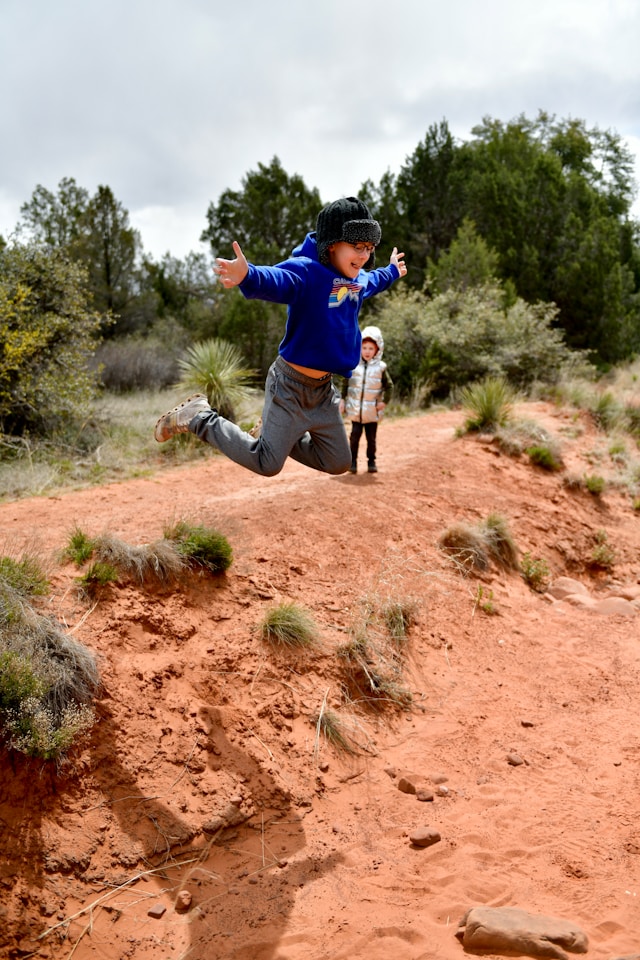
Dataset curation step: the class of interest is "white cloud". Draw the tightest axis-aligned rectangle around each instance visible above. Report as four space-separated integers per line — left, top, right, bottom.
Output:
1 0 639 259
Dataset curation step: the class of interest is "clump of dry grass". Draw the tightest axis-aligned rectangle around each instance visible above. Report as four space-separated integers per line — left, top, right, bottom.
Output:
311 691 366 758
336 596 413 713
438 512 519 575
92 533 185 583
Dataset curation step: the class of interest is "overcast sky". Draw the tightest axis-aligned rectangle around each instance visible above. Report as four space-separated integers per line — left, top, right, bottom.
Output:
1 0 639 262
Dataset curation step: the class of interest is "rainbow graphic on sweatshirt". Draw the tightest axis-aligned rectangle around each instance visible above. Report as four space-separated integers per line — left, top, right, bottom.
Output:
328 279 362 308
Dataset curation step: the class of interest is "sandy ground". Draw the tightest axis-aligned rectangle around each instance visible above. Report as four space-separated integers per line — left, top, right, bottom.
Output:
1 401 639 960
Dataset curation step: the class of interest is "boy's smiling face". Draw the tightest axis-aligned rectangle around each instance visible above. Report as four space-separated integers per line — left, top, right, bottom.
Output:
328 241 375 279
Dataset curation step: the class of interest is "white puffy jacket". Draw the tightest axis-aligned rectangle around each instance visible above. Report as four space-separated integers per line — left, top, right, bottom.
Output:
343 325 392 423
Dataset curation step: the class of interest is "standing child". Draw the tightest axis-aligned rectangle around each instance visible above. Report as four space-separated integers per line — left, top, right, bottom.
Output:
154 197 406 477
340 325 392 474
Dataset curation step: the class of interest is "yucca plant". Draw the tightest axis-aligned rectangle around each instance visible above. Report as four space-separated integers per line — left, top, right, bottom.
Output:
460 376 516 432
177 338 257 422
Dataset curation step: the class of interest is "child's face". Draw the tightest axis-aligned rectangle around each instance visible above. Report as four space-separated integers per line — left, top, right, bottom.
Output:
328 241 375 279
361 339 377 361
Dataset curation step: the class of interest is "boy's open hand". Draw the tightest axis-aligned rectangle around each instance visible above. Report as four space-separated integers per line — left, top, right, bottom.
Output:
213 240 249 287
390 247 407 278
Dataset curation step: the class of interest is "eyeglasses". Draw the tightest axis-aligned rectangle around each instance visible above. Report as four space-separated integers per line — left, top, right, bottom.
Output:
351 243 375 254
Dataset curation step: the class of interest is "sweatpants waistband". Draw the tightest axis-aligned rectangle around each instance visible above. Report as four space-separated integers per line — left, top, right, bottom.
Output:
275 355 332 386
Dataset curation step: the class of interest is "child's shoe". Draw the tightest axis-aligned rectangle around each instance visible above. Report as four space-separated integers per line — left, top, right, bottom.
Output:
154 394 211 442
367 460 378 473
349 460 357 474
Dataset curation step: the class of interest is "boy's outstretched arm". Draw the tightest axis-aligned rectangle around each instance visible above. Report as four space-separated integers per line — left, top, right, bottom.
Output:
390 247 407 278
213 240 249 288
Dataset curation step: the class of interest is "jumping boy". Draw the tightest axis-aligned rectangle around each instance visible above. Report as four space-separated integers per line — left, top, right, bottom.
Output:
154 197 407 476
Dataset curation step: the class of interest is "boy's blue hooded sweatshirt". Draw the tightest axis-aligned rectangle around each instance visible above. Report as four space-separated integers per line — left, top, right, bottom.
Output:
238 232 399 379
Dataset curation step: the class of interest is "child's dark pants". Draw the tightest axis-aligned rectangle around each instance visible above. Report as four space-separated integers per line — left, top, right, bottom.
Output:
349 420 378 466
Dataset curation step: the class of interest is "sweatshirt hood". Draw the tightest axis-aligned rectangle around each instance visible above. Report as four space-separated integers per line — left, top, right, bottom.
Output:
291 232 320 261
360 324 384 360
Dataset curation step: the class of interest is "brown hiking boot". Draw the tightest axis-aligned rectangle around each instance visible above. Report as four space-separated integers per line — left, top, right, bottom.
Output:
154 394 211 442
248 417 262 439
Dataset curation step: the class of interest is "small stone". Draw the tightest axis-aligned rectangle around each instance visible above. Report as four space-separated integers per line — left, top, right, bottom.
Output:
147 903 167 919
520 719 534 728
409 827 441 848
398 777 417 795
429 773 448 785
416 788 434 802
175 891 192 913
435 784 449 797
507 753 525 766
318 761 330 772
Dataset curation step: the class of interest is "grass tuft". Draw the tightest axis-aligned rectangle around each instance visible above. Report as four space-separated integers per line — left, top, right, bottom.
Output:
164 520 233 574
63 527 96 566
0 554 49 597
259 601 318 648
93 533 185 583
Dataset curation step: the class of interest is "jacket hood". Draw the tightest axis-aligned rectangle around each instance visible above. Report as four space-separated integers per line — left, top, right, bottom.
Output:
360 325 384 360
291 232 320 261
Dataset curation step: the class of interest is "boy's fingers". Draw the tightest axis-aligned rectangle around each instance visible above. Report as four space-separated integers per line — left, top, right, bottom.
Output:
232 240 245 260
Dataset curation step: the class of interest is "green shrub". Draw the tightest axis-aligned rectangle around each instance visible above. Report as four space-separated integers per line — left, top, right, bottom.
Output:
584 474 606 496
0 588 100 760
590 530 615 570
0 555 49 597
94 334 182 392
526 444 564 471
0 243 102 436
4 699 95 760
311 704 361 756
520 552 551 592
375 281 591 400
0 651 45 710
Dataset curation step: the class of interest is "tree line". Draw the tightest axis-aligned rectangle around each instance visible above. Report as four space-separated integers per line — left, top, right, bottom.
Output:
1 110 639 437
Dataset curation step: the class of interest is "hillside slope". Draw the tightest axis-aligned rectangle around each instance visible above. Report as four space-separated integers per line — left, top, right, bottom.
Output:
1 402 639 960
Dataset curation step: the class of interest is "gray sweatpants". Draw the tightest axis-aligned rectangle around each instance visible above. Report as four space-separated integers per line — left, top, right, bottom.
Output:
189 355 351 477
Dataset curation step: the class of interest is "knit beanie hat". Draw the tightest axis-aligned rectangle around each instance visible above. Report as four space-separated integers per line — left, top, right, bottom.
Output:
316 196 381 270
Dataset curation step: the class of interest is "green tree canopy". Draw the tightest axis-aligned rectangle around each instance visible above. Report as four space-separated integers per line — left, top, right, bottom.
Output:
201 155 322 264
0 244 102 436
19 178 143 335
